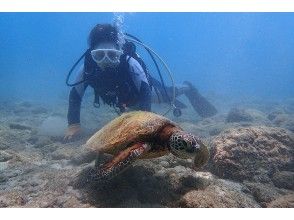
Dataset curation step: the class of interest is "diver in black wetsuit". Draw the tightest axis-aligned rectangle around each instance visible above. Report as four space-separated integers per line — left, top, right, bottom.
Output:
64 24 217 142
64 24 152 142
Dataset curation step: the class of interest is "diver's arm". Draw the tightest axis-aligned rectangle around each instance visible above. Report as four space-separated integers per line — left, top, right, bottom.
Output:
67 87 82 125
128 56 151 111
67 67 88 125
64 68 88 142
138 81 151 111
67 73 87 125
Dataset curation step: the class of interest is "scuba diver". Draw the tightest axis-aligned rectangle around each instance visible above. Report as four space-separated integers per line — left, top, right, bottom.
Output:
64 23 217 142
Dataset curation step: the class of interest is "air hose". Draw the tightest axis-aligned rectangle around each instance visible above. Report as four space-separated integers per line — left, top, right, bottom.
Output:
124 36 176 116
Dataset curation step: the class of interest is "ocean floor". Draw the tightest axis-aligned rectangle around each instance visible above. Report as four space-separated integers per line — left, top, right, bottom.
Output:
0 97 293 208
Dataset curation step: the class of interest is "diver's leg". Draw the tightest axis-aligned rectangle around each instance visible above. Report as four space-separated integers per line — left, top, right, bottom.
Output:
150 77 187 108
151 77 217 117
183 81 217 118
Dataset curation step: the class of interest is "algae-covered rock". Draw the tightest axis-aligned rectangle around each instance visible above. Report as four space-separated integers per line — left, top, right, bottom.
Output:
9 123 32 130
209 126 294 182
243 181 283 207
179 179 260 208
0 151 13 162
226 108 254 123
272 171 294 190
267 194 294 208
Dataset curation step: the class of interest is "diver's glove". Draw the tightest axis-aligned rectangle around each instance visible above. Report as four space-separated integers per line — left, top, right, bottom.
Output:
63 123 81 142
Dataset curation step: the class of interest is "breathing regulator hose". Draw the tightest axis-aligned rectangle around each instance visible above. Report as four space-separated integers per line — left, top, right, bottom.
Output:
65 49 89 87
125 37 176 116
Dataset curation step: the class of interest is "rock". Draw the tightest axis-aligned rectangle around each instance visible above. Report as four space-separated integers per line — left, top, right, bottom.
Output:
272 114 288 126
9 123 32 130
267 194 294 208
179 179 260 208
58 195 91 208
0 143 9 150
272 171 294 190
267 110 285 121
165 170 211 194
28 193 59 208
4 169 22 178
180 114 233 138
75 162 215 207
27 136 39 144
31 107 48 114
172 165 188 173
33 137 53 148
283 120 294 133
0 174 8 183
70 149 97 165
267 109 294 132
226 108 254 123
0 162 8 171
180 122 210 138
0 151 13 162
51 148 75 161
0 191 27 207
120 199 163 208
209 126 294 182
0 125 32 151
19 101 33 108
208 125 224 136
226 108 270 125
272 114 294 132
285 99 294 113
243 182 282 207
13 108 28 115
159 161 170 168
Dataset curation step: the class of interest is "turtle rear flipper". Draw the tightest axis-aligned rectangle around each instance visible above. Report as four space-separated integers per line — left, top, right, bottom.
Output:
90 143 151 182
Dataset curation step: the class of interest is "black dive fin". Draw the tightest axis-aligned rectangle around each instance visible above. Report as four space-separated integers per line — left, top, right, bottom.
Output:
183 81 217 118
174 99 187 109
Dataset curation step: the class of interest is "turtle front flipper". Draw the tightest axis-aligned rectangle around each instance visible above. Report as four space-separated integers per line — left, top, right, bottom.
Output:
90 143 151 182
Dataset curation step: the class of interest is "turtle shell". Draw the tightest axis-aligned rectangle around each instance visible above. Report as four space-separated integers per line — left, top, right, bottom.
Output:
86 111 179 156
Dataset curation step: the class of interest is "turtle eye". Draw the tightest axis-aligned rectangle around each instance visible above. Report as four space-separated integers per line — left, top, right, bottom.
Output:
185 141 196 153
182 141 189 149
178 141 185 150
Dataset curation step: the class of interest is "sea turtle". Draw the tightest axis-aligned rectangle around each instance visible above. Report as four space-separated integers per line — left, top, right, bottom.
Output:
84 111 209 182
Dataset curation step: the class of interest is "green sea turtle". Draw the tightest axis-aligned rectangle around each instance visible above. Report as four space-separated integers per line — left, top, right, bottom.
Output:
84 111 209 181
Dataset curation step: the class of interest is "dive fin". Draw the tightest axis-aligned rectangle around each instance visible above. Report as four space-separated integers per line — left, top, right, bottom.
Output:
174 99 187 109
183 81 217 118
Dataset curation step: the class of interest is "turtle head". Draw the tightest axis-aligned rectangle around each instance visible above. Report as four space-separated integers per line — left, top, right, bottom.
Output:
169 131 209 169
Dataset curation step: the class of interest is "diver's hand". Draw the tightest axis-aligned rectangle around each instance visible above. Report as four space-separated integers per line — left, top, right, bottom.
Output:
63 124 81 142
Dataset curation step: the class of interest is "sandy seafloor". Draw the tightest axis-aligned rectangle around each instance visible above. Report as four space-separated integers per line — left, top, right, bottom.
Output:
0 94 293 208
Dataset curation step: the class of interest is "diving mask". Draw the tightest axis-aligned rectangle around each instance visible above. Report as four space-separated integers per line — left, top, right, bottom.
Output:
91 48 123 64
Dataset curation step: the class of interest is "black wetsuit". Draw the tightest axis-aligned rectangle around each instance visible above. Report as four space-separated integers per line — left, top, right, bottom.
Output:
67 54 151 125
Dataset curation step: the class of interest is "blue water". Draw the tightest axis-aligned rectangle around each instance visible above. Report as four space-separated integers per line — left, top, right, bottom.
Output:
0 13 293 104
